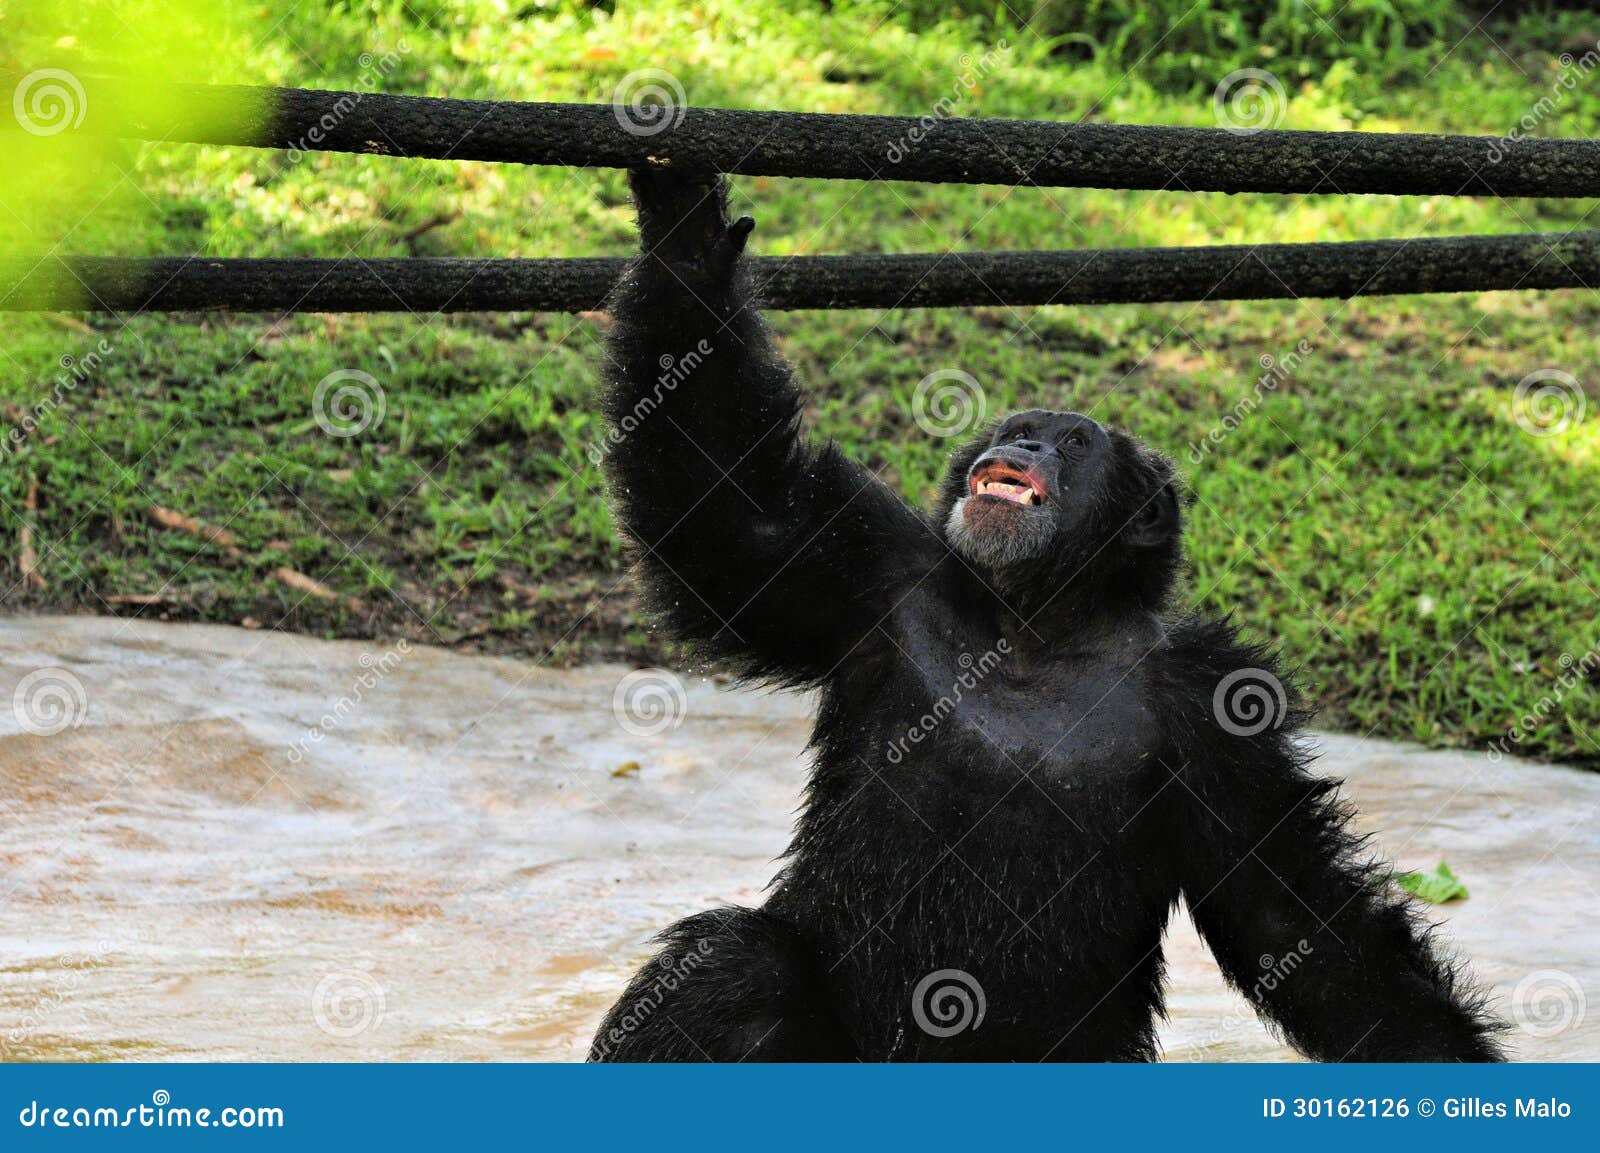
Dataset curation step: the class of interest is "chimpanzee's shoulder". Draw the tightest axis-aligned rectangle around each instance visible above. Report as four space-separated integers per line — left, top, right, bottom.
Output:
1148 613 1312 737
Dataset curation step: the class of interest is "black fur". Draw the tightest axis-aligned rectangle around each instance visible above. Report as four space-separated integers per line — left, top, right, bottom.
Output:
591 169 1505 1063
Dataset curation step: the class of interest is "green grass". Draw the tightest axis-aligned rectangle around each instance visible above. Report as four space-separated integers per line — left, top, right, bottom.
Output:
1 1 1598 764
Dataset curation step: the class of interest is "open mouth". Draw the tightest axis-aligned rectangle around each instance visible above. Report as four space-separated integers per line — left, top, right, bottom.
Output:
969 463 1047 506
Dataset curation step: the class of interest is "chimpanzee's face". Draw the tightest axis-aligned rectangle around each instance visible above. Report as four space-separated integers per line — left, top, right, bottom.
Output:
938 411 1180 589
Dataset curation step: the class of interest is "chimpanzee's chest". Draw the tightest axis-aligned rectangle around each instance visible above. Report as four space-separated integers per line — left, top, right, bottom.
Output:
796 620 1178 1059
862 608 1169 803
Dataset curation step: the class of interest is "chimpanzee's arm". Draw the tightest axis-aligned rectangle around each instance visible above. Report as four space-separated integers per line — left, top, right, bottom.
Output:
1162 622 1505 1061
601 168 929 683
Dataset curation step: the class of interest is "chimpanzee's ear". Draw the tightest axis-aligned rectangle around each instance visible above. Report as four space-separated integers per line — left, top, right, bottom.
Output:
1127 479 1180 548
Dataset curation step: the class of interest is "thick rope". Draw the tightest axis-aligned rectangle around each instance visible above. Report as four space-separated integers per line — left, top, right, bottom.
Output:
4 231 1597 312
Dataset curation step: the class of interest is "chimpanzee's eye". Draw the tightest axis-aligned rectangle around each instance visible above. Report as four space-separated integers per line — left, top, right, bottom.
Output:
1010 426 1031 441
1063 431 1087 451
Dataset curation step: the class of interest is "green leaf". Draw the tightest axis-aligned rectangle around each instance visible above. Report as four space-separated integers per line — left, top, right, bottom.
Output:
1393 861 1469 904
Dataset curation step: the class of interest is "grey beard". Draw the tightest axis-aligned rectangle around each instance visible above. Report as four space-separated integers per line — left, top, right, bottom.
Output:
944 497 1057 571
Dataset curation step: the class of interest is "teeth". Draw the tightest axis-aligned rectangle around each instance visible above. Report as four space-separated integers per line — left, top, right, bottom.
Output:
976 479 1039 505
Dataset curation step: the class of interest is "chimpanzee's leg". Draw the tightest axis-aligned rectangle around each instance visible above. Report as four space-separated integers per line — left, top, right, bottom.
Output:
589 907 853 1061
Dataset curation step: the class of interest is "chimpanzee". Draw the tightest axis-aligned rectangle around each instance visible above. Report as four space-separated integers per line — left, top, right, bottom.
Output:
589 168 1504 1062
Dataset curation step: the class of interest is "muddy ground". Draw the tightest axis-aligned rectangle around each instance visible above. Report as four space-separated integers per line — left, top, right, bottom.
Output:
0 616 1593 1061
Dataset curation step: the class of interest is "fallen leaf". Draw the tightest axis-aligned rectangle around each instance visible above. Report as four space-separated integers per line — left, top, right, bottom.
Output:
148 505 240 556
1394 861 1469 904
273 567 365 614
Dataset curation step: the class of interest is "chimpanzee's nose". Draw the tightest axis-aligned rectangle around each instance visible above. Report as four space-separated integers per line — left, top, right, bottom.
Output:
1013 439 1046 454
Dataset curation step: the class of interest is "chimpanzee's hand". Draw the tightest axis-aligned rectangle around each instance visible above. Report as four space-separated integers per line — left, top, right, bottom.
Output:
628 166 755 283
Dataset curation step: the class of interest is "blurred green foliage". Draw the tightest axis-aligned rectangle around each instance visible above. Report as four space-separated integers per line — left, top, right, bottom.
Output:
0 0 1597 763
838 0 1462 89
